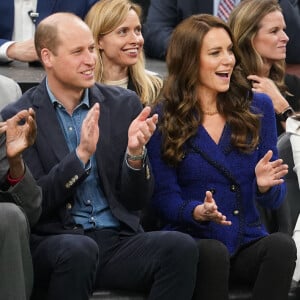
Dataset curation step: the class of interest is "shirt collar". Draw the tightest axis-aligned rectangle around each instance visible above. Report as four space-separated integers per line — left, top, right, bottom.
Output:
46 78 90 109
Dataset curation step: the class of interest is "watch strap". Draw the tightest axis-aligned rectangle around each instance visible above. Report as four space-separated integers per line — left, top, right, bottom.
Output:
277 106 295 122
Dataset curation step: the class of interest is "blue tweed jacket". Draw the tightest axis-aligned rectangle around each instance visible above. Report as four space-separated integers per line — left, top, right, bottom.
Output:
147 92 286 255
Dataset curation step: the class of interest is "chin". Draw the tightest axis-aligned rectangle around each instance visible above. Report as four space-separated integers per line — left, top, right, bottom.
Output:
84 80 95 88
275 52 286 59
126 59 138 66
220 85 230 92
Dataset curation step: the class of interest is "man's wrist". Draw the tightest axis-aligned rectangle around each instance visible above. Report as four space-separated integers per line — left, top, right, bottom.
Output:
126 146 147 161
7 171 24 186
7 156 25 178
7 159 25 186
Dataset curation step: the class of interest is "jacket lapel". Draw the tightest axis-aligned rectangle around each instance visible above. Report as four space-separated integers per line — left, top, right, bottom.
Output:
32 81 71 161
189 124 237 183
89 86 111 190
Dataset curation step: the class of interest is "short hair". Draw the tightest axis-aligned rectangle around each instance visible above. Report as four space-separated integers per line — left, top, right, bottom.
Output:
34 12 83 60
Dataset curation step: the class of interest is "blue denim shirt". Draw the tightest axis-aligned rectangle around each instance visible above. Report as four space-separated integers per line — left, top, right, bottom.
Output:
46 80 120 230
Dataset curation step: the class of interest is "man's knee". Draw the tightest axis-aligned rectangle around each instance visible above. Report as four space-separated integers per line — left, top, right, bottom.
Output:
154 231 199 265
55 235 99 271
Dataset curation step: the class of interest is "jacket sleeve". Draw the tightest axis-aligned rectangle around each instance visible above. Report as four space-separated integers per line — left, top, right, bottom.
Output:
22 144 89 221
253 93 287 209
147 128 201 226
143 0 178 60
4 167 42 227
118 155 154 211
0 133 41 227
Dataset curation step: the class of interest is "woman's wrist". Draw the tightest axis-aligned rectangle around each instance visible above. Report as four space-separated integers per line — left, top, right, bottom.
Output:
277 106 295 122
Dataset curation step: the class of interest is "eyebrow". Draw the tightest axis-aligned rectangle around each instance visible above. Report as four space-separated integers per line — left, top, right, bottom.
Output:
207 43 233 51
208 46 222 51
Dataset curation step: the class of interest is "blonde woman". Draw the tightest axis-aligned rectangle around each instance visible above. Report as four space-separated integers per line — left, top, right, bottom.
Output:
85 0 163 105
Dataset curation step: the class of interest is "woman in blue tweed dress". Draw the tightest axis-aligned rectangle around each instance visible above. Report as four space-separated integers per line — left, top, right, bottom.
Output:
147 14 296 300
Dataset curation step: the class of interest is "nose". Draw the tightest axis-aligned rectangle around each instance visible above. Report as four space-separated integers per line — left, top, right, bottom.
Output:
129 31 144 45
281 30 289 43
84 50 96 65
222 52 235 65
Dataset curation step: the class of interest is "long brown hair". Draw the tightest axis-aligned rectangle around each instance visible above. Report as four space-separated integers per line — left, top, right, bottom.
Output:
228 0 287 95
157 14 260 166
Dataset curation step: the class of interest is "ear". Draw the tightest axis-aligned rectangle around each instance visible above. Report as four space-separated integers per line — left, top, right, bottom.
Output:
40 48 53 68
97 37 104 50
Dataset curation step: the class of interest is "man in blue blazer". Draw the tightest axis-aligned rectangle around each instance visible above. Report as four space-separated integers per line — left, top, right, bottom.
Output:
143 0 300 64
1 12 199 300
0 0 98 63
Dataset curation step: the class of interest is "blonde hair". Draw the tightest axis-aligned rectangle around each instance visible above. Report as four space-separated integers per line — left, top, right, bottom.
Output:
85 0 163 105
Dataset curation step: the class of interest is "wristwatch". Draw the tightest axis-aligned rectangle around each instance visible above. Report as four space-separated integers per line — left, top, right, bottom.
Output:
277 106 295 122
126 146 147 161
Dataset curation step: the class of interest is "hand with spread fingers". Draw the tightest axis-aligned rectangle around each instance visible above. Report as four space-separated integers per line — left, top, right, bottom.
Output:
255 150 289 194
193 191 232 226
127 106 158 168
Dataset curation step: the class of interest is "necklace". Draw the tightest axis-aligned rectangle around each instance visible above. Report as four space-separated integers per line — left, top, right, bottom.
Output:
203 110 219 116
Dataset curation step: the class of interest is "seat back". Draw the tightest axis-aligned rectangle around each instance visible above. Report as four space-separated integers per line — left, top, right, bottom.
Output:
277 132 300 230
132 0 150 21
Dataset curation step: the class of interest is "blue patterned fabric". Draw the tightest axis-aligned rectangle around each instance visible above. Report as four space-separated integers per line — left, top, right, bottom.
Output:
147 92 286 255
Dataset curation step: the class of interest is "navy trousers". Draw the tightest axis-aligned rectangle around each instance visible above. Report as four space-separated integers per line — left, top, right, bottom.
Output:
30 229 199 300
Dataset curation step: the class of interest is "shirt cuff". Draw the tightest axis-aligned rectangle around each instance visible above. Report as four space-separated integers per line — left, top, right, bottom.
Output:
0 41 15 62
75 150 92 171
7 171 24 186
286 117 300 135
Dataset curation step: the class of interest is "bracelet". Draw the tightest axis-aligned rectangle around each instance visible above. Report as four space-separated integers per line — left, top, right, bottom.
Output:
277 106 295 122
7 172 24 186
126 146 147 161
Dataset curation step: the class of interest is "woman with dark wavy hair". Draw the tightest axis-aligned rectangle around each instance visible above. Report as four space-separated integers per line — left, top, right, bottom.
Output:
147 14 296 300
